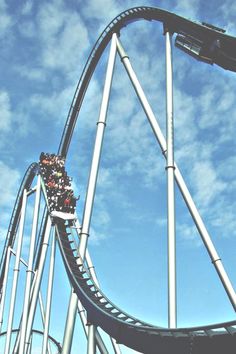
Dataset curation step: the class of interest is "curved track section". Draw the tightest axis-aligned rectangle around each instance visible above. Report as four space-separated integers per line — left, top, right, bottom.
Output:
2 7 236 353
0 163 38 291
0 329 62 352
55 218 236 354
1 162 235 353
58 6 236 157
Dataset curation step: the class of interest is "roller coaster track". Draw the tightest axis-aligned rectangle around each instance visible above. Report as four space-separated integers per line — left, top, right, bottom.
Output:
1 163 235 353
55 219 236 353
0 163 38 292
1 6 236 354
0 329 62 352
58 6 236 158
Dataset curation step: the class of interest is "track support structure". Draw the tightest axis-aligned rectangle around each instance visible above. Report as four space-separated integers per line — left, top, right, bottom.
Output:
61 32 119 354
116 35 236 312
42 228 56 354
0 246 11 333
4 189 27 354
1 8 236 354
165 29 177 328
24 216 53 352
19 175 41 353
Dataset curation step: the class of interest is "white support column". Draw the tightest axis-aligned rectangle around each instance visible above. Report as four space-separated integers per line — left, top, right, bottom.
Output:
77 302 88 336
4 189 27 354
165 30 177 328
72 218 121 354
26 334 32 354
61 32 118 354
116 36 236 311
13 273 38 353
77 301 109 354
38 291 52 354
42 229 56 354
24 216 52 352
80 32 117 253
174 169 236 310
82 31 117 354
87 323 96 354
19 175 41 353
85 249 121 353
0 246 11 333
61 289 78 354
13 275 52 354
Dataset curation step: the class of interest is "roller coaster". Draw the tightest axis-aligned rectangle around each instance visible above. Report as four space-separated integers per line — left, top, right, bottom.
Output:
0 6 236 354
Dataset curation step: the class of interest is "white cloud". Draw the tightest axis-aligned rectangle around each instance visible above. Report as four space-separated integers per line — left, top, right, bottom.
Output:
178 223 202 247
21 0 34 16
217 156 236 181
29 84 75 122
37 1 90 75
89 226 108 245
0 161 21 208
198 80 236 130
190 160 227 210
88 184 121 244
72 77 103 136
106 107 164 188
0 90 12 132
172 0 200 20
174 88 198 144
18 20 36 38
218 2 236 35
81 0 121 24
217 88 235 113
211 202 236 234
98 168 114 189
176 141 215 168
0 0 12 39
0 226 8 244
15 65 47 81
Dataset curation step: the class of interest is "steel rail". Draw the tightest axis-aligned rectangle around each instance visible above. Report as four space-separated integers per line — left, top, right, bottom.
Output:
1 6 236 353
0 328 62 352
58 6 236 158
1 156 235 352
0 163 38 292
55 218 236 353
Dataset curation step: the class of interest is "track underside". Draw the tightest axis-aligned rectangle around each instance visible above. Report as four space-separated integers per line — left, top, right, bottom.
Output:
55 217 236 354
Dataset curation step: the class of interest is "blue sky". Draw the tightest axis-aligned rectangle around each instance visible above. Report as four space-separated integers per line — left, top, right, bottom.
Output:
0 0 236 353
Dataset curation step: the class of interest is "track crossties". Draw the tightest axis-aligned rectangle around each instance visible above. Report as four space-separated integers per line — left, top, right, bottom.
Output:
55 219 236 354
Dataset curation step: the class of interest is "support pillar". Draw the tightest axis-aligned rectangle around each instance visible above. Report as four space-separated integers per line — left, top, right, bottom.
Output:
61 32 118 354
4 189 27 354
42 229 56 354
165 29 177 328
87 323 96 354
19 175 41 353
116 36 236 311
24 216 52 352
0 246 11 333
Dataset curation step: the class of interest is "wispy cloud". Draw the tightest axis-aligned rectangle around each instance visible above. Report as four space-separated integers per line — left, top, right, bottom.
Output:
14 65 47 82
80 0 121 28
0 161 20 206
0 0 13 39
29 84 75 123
18 20 36 39
178 223 202 247
37 1 90 75
0 90 12 132
21 0 34 16
172 0 200 19
190 161 226 209
219 2 236 35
